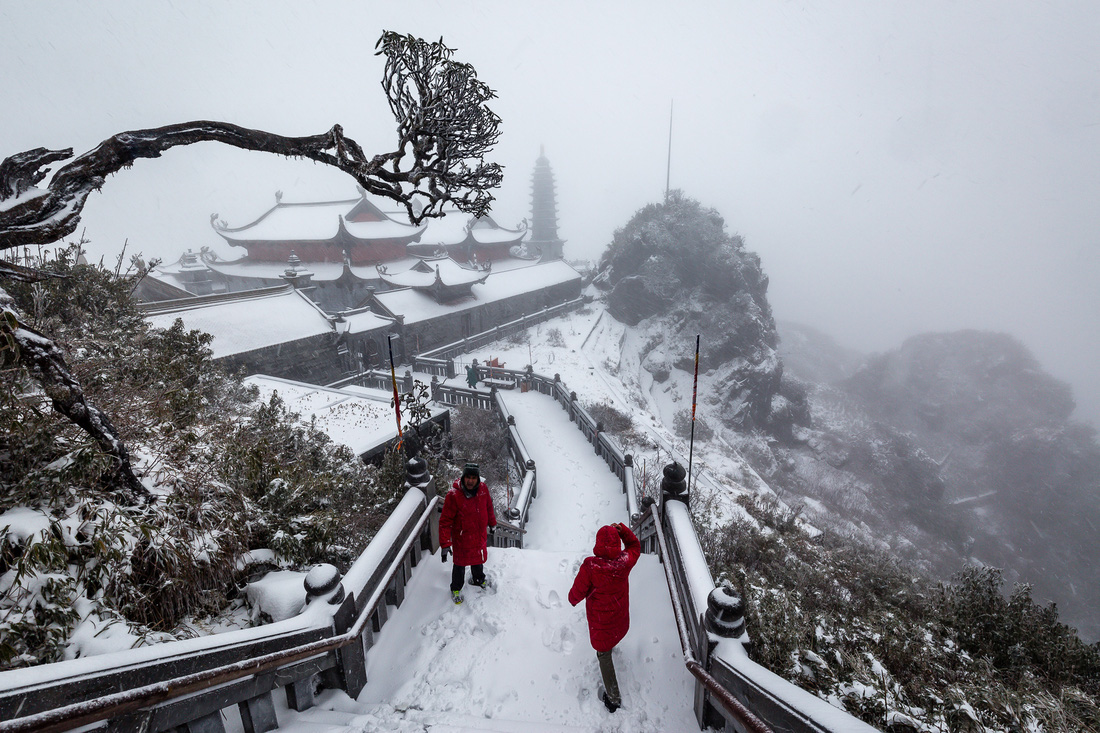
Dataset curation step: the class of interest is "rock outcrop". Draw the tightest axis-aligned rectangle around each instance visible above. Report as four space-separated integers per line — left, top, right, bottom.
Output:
598 191 806 436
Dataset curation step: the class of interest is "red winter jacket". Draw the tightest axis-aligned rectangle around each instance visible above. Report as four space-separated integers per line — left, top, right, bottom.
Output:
568 523 641 652
439 480 497 566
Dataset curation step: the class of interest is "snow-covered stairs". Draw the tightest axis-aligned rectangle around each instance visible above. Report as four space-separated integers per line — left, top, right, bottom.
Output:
292 701 592 732
272 390 700 733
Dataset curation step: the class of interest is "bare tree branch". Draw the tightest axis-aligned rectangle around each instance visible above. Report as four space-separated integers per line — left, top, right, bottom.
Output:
0 31 504 502
0 32 503 251
1 288 148 500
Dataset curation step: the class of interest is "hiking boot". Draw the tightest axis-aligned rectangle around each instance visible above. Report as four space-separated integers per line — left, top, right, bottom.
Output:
469 577 486 589
451 590 464 605
601 691 620 713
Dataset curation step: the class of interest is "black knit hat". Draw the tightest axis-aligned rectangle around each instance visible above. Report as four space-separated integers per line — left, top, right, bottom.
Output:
462 462 480 480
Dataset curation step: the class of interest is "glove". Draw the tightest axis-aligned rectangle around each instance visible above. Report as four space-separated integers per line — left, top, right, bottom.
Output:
441 547 449 562
489 526 497 539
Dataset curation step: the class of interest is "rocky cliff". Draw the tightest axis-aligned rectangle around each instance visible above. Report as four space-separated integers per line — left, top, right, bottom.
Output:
598 192 807 436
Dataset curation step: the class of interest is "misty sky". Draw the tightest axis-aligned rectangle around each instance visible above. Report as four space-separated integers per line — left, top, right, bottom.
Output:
3 1 1099 427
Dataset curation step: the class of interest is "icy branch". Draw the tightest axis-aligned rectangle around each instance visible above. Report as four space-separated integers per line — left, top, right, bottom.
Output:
0 32 502 251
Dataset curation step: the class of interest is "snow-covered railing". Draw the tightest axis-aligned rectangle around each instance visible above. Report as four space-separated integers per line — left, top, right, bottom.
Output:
414 319 878 732
0 488 439 733
653 488 878 733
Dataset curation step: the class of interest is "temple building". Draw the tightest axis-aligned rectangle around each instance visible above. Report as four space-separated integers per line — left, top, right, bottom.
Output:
136 152 583 384
211 189 424 265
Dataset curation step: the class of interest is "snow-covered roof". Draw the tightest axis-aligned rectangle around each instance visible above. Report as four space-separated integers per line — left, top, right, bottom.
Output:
243 375 444 456
213 198 423 243
373 260 581 325
337 308 395 335
415 214 526 247
342 218 426 241
375 257 489 289
142 286 334 358
205 259 347 281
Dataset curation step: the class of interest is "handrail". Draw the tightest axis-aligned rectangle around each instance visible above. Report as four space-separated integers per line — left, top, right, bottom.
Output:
650 504 774 733
0 495 438 733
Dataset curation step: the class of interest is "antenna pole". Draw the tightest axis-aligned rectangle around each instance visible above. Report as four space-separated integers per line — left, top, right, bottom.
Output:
665 100 674 201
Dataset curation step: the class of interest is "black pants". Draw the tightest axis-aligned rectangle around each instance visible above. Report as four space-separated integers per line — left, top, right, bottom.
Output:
451 563 485 592
597 649 621 706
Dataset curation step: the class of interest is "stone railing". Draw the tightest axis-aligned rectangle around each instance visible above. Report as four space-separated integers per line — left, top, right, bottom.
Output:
0 485 440 733
423 323 878 733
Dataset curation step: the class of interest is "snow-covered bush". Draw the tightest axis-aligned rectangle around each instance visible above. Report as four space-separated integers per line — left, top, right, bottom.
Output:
544 327 566 348
0 248 399 667
698 494 1100 731
673 408 713 442
585 399 632 434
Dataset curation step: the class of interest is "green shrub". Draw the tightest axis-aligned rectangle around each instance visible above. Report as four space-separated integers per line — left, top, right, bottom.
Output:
699 493 1100 730
0 248 397 666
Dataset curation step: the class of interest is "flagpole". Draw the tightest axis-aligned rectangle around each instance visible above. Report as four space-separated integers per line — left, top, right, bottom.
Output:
387 334 404 451
687 334 700 495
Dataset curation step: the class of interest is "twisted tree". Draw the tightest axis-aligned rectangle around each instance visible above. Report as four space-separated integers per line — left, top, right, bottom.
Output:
0 31 504 500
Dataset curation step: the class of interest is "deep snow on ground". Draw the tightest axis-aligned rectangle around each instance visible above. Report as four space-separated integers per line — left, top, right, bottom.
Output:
271 383 701 732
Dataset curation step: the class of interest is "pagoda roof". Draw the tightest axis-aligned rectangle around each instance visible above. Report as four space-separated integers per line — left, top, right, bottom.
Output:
212 196 424 244
373 260 581 325
335 306 396 335
203 255 423 283
415 213 527 248
375 256 490 290
140 285 334 358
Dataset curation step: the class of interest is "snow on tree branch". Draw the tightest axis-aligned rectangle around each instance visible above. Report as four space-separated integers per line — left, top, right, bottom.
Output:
0 32 503 252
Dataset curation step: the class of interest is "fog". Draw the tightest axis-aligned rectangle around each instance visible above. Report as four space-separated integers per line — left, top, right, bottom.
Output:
3 0 1098 427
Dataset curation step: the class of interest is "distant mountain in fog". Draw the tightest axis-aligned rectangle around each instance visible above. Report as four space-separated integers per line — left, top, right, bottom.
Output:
776 320 864 385
768 327 1100 641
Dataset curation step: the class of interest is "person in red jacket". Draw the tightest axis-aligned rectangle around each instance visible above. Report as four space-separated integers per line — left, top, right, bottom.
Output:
439 463 497 604
568 522 641 713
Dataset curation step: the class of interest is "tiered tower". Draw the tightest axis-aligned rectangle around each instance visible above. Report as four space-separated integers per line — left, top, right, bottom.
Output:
528 146 565 260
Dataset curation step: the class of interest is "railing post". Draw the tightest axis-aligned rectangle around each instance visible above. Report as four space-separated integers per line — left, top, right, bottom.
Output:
446 357 456 379
431 374 440 401
569 390 577 421
238 685 278 733
594 421 603 455
661 462 688 521
527 458 536 498
402 369 413 395
405 454 432 496
624 453 633 496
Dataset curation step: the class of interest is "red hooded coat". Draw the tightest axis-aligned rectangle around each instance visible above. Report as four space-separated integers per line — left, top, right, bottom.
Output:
439 480 497 566
568 523 641 652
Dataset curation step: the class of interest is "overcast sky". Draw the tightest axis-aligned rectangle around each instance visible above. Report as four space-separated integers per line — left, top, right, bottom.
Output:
3 1 1099 427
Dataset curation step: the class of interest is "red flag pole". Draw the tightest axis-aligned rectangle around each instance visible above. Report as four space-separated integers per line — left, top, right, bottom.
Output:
387 334 403 451
687 335 700 496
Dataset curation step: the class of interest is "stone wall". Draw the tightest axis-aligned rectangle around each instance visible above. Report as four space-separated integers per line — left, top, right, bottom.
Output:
218 333 350 385
403 279 581 354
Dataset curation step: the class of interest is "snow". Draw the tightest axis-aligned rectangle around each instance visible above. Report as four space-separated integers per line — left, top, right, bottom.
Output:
336 308 394 335
142 286 333 358
500 391 624 551
378 257 488 288
243 375 444 457
271 389 701 732
246 571 307 622
216 199 423 243
374 260 581 325
2 301 872 732
0 506 52 544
